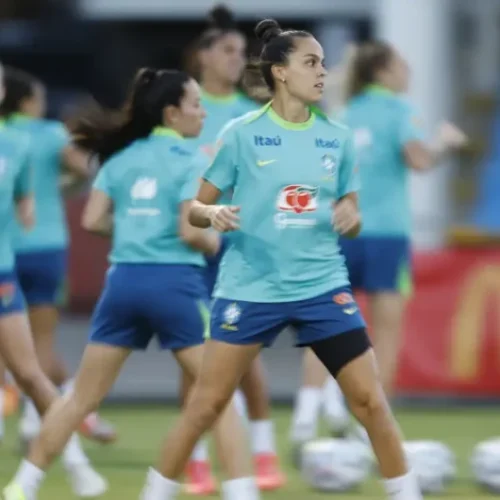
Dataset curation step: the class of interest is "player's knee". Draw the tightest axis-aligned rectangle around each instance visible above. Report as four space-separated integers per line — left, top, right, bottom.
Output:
13 365 45 397
348 384 388 426
186 390 231 431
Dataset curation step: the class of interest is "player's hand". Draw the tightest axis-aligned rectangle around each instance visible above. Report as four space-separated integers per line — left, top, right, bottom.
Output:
437 121 468 149
208 205 240 232
332 198 360 236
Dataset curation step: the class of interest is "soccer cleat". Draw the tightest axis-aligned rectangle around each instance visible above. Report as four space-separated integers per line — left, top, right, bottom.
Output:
66 464 108 498
2 483 28 500
254 453 286 491
79 412 117 444
3 385 20 417
183 460 217 495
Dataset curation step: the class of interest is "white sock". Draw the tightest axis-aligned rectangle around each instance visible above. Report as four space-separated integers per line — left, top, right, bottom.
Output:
23 398 41 426
0 388 4 438
383 471 423 500
141 468 180 500
13 459 45 494
222 477 260 500
290 387 322 443
61 378 74 395
233 389 248 420
62 433 90 469
250 420 276 455
190 439 209 462
322 376 351 433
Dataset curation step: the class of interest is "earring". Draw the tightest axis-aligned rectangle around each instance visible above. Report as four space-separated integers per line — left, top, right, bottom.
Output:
282 78 286 83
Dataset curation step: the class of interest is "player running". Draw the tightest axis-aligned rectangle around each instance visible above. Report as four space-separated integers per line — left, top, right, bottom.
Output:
133 19 424 500
3 67 254 500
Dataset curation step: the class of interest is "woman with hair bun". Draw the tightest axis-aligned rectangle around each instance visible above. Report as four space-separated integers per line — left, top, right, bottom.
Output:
183 5 285 495
136 19 425 500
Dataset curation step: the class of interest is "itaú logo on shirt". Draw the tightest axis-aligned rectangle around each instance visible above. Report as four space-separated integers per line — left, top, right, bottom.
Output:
254 135 281 146
315 138 340 149
275 184 319 230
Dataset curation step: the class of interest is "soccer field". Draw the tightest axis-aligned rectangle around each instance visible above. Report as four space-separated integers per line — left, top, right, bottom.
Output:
0 406 498 499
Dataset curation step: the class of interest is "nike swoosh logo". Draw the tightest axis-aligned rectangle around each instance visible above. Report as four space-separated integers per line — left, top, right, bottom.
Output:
257 159 277 167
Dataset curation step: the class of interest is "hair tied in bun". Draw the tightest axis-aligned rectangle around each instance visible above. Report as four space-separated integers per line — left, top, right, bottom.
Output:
208 4 236 30
254 19 282 44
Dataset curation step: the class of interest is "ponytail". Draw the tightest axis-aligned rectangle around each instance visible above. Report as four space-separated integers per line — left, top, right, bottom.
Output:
71 68 190 164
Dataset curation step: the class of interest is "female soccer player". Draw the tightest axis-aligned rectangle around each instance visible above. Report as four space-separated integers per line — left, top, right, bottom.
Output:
0 66 117 447
4 67 255 500
184 5 284 493
0 61 107 500
132 20 424 500
291 41 468 444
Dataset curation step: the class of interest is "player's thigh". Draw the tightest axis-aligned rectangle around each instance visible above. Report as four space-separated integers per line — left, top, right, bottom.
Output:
89 266 153 351
16 249 67 308
363 236 412 296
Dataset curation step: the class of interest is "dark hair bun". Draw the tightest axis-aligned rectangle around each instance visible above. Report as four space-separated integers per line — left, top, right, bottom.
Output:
255 19 282 44
208 4 236 30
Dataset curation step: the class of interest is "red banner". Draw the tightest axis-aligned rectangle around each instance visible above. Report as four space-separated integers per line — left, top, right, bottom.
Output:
393 249 500 395
67 200 500 395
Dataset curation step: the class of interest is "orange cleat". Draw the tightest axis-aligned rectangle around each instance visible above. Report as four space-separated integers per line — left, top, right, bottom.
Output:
184 460 217 496
255 452 286 491
79 412 117 444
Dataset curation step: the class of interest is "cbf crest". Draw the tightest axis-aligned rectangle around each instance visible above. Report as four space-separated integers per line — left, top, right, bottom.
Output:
221 302 241 331
322 154 337 179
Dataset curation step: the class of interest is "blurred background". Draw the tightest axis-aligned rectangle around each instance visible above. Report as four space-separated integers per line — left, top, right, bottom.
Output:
1 0 500 404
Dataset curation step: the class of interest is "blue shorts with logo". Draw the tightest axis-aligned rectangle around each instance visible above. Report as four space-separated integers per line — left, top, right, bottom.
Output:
16 249 67 306
339 236 412 296
0 272 26 317
90 263 209 351
210 286 365 347
204 235 230 297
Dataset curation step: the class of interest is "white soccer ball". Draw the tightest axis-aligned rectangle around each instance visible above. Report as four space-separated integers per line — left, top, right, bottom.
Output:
301 438 372 492
403 440 456 494
471 438 500 492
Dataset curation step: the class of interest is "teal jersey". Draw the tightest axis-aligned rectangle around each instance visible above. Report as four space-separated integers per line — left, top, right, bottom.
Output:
7 116 70 252
342 86 425 237
190 91 259 155
0 123 32 272
93 128 208 266
189 91 259 206
203 103 359 303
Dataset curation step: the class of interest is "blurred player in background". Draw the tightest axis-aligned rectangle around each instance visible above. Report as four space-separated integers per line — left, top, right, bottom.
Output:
183 5 285 493
0 60 108 500
0 67 117 448
290 41 468 447
4 67 255 500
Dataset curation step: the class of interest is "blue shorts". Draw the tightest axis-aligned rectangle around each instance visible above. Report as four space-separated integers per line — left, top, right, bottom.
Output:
0 272 26 317
339 236 412 296
90 264 209 351
16 249 67 306
204 235 230 297
210 286 365 347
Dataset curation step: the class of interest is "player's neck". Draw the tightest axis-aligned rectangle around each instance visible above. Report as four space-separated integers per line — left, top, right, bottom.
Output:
201 79 236 98
271 95 310 123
